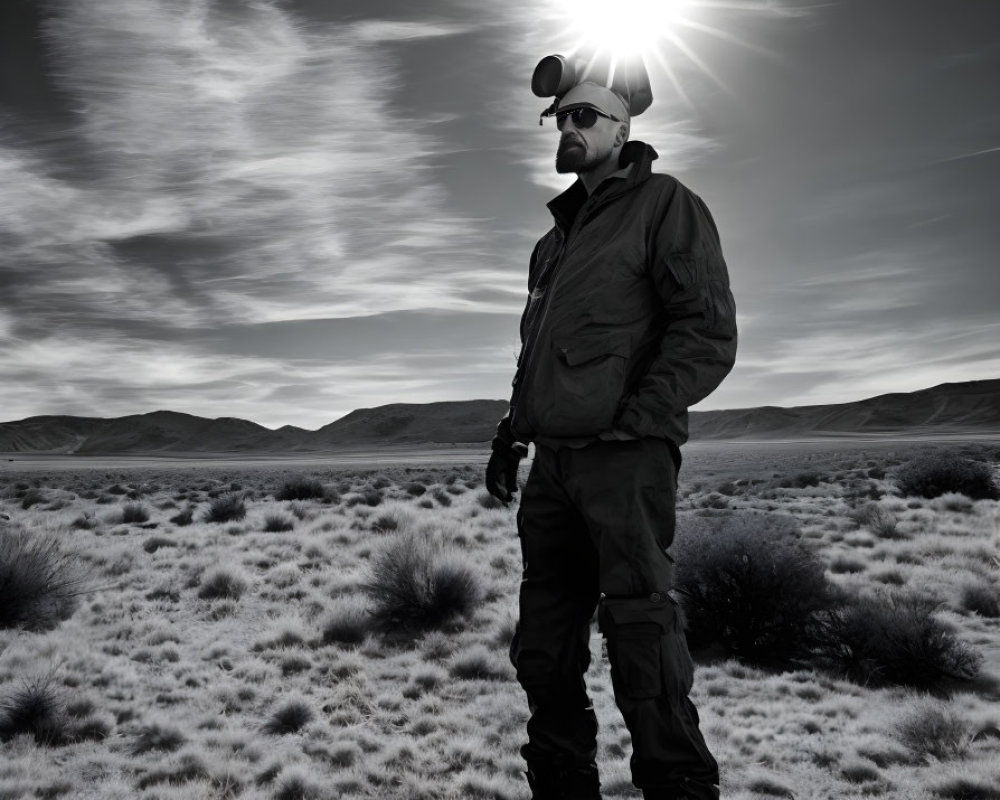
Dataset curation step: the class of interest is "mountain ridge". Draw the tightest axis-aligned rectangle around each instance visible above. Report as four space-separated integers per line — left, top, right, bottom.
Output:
1 379 997 454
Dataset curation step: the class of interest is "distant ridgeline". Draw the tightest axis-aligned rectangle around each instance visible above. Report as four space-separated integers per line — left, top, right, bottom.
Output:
0 380 998 454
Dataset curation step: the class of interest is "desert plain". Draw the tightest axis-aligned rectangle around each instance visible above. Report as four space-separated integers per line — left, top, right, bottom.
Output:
1 436 998 800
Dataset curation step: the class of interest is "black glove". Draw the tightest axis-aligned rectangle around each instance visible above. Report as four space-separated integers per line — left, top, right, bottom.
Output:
485 418 529 504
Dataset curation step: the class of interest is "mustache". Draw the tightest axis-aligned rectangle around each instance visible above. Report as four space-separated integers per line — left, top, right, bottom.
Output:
559 135 584 149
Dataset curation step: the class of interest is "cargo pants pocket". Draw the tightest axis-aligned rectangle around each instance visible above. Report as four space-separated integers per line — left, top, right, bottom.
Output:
599 595 693 701
608 621 663 699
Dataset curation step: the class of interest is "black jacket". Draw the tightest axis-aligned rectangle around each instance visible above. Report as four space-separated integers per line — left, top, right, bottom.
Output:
500 140 737 452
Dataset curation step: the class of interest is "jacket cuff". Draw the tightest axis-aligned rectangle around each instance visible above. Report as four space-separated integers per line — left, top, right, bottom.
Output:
492 415 525 453
613 400 646 438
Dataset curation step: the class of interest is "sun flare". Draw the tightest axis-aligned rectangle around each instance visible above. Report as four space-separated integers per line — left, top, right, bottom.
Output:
543 0 783 108
554 0 691 59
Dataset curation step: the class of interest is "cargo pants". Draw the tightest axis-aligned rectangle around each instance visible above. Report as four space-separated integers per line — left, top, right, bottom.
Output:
509 438 719 798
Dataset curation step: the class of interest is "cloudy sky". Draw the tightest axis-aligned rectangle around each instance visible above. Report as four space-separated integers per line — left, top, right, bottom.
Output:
1 0 997 430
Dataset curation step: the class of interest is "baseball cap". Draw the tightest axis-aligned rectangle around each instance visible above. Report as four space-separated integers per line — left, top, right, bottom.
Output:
556 81 630 123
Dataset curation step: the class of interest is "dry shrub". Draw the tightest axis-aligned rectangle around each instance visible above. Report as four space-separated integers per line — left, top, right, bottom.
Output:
70 513 96 530
851 502 902 539
933 492 977 513
745 775 795 798
895 453 1000 500
121 502 149 523
931 777 1000 800
815 590 982 688
197 567 249 600
895 699 971 761
169 506 194 526
0 675 69 745
143 535 177 554
134 753 210 790
130 720 186 755
276 477 326 501
203 494 246 523
0 532 88 631
274 769 325 800
20 488 46 509
320 595 372 645
673 511 837 665
263 513 295 533
829 554 866 575
346 488 384 508
363 532 483 634
371 512 399 532
960 579 1000 618
449 645 510 680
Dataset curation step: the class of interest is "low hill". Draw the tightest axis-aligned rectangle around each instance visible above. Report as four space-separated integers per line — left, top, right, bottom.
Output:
313 400 509 446
0 380 996 454
689 379 1000 440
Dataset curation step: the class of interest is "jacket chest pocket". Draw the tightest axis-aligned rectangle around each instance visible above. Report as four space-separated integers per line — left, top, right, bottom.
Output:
536 332 632 436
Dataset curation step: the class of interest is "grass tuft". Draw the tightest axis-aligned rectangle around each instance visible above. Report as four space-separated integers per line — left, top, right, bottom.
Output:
931 777 1000 800
276 477 327 501
320 595 372 645
960 579 1000 618
262 699 313 735
20 488 46 509
449 645 510 680
274 770 324 800
0 532 88 631
895 699 971 761
363 532 483 634
121 502 149 523
169 506 194 526
203 494 247 523
130 720 186 755
0 675 69 745
852 502 902 539
263 513 295 532
197 567 249 600
143 535 178 554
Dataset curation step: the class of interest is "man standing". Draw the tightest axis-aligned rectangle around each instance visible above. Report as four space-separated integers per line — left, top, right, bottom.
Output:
486 77 736 800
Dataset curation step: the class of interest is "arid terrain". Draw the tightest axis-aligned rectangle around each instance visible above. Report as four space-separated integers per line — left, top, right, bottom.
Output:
1 437 998 800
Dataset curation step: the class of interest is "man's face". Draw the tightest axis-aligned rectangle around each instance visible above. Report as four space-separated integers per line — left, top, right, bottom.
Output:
554 108 623 174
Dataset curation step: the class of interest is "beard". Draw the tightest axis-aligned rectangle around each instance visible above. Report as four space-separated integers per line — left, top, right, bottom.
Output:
555 136 594 174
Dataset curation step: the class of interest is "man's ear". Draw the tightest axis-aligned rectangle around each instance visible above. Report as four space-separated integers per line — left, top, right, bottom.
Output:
615 124 628 146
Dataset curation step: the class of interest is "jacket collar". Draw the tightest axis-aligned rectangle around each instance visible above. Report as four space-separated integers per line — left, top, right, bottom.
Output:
546 140 659 232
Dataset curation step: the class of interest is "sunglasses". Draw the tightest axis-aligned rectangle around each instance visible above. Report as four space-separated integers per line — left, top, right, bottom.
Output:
555 106 619 131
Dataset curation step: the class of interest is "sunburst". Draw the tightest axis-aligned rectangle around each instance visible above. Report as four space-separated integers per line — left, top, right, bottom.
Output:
542 0 782 108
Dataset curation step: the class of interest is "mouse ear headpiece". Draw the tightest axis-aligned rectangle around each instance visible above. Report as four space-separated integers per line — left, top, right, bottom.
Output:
532 50 652 125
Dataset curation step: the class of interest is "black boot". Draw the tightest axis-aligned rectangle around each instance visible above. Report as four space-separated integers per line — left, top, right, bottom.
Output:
526 762 601 800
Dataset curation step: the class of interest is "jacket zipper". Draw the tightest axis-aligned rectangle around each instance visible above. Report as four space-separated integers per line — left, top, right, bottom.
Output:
508 187 624 434
508 237 565 434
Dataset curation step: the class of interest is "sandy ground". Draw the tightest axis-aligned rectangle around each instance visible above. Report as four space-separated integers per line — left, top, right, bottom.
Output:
0 436 998 799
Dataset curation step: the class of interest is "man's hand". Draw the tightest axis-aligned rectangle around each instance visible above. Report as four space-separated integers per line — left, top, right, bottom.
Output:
486 418 529 504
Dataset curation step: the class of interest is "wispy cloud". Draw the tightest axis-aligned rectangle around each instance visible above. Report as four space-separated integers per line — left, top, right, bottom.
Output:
941 145 1000 162
349 19 473 42
729 318 1000 407
0 328 514 429
1 0 515 333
